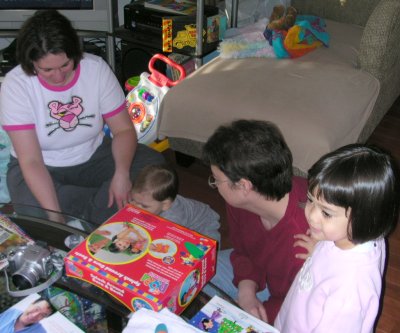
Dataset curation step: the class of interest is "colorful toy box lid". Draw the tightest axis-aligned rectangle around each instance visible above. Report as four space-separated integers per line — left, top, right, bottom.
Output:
64 204 217 315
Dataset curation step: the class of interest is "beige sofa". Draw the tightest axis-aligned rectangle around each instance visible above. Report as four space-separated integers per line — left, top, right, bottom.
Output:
157 0 400 175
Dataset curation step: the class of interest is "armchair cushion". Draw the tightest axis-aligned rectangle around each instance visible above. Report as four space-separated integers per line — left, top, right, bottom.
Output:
158 20 379 174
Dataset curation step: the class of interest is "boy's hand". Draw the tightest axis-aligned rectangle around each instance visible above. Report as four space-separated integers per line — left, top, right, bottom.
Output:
238 280 268 322
294 229 318 260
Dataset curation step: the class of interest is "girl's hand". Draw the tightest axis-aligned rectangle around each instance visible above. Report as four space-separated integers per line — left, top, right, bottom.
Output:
237 280 268 322
294 229 318 260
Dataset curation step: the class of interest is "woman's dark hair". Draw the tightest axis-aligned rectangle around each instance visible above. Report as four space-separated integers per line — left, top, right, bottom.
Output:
308 144 400 243
16 9 82 75
202 119 293 200
132 164 179 201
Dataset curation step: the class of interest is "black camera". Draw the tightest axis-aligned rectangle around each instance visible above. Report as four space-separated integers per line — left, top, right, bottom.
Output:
7 244 53 290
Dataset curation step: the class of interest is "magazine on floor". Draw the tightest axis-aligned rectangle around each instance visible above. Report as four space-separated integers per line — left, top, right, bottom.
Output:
190 295 280 333
0 214 34 263
0 293 84 333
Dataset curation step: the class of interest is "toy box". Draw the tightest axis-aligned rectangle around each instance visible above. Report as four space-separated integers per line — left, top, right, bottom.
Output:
162 13 227 56
64 204 217 314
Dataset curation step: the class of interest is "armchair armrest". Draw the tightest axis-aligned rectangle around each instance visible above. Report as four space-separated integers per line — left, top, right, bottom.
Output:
358 0 400 81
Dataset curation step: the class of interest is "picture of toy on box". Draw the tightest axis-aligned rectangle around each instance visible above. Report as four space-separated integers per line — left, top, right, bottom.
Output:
64 204 217 315
87 222 149 263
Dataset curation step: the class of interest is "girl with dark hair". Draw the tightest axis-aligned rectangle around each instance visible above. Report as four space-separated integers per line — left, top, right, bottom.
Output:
275 144 400 332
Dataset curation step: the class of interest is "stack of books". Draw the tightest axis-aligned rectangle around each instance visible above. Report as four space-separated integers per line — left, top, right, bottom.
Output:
0 214 34 261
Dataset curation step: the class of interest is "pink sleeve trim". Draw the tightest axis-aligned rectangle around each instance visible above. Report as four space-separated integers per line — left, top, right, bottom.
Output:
2 124 35 131
103 102 127 119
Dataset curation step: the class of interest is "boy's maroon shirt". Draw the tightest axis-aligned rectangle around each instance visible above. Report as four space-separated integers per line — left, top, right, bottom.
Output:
227 176 309 323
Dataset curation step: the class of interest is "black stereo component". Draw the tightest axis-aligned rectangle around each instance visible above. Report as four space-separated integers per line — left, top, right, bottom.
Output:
124 0 218 35
0 39 17 76
119 40 167 85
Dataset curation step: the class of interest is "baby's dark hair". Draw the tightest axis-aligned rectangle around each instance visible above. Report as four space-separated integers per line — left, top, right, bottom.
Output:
132 164 179 202
108 235 132 253
308 144 400 243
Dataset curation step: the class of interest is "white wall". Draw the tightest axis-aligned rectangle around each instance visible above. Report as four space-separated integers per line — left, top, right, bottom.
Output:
118 0 131 26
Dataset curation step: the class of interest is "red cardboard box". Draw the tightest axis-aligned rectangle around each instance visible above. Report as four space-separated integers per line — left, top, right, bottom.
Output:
64 204 217 314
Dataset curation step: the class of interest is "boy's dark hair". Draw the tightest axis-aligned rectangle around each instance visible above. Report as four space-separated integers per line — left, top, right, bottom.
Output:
16 9 82 75
202 119 293 200
308 144 400 243
132 164 179 201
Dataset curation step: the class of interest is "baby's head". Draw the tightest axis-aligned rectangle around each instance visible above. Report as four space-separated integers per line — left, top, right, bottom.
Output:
131 164 178 215
307 144 399 245
108 237 131 253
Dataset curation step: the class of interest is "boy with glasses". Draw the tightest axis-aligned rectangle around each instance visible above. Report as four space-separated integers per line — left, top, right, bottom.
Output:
202 119 312 324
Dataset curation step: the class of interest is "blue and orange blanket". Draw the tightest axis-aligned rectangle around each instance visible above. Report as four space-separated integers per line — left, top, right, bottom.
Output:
265 15 330 58
219 15 329 59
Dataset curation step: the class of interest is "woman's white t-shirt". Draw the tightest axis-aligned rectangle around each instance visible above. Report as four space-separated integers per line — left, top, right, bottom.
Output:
0 53 126 167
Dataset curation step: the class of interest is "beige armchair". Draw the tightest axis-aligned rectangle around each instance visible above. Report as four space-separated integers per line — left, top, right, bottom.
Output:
158 0 400 175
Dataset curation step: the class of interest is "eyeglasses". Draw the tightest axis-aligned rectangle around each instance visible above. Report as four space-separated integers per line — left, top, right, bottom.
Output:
208 175 230 189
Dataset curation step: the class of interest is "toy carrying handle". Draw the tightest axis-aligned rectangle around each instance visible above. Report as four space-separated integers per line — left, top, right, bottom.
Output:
148 53 186 88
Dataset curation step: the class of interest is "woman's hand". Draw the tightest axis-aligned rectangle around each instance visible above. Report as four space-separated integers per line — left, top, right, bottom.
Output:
294 229 318 260
46 210 66 224
237 280 268 322
106 108 138 210
108 172 132 209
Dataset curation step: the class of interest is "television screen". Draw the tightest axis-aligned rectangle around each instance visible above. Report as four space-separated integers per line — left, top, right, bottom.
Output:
0 0 115 32
0 0 117 69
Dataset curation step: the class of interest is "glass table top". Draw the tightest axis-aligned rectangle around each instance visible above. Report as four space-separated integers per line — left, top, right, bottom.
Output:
0 203 238 331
